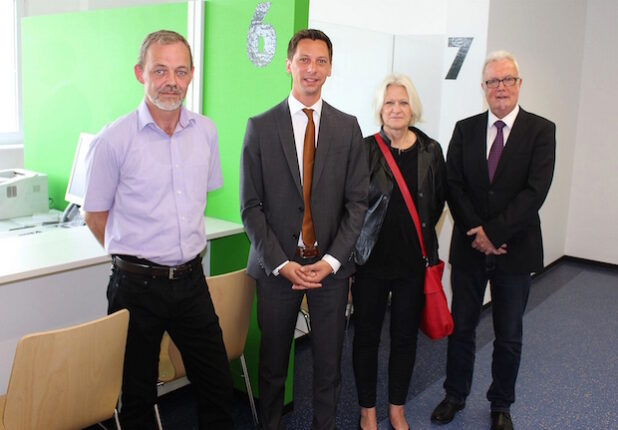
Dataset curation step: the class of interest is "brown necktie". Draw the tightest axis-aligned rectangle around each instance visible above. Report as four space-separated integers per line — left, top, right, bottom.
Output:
301 108 316 249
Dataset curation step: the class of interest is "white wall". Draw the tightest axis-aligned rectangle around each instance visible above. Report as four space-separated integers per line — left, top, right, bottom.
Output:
566 0 618 265
310 0 447 36
310 0 490 303
0 146 24 169
22 0 179 16
312 0 617 269
488 0 618 266
310 0 489 143
486 0 588 266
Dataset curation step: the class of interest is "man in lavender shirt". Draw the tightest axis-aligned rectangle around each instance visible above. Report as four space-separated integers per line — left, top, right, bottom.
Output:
83 30 233 430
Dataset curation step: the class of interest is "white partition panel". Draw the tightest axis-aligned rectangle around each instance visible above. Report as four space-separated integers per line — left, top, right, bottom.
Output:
313 21 394 136
310 0 490 304
393 35 445 141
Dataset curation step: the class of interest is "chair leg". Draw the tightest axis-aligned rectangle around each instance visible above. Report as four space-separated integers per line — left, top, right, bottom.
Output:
154 404 164 430
345 282 353 330
240 353 259 427
114 409 122 430
345 302 353 330
300 308 311 333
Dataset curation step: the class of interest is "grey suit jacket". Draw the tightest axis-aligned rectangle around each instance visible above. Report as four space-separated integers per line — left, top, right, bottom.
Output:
240 99 369 280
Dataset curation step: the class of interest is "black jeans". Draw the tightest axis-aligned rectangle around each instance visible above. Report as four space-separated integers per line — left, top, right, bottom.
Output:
107 261 234 429
352 272 425 407
444 265 531 412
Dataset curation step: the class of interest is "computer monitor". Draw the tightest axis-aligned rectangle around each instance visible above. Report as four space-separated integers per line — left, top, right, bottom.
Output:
61 132 96 223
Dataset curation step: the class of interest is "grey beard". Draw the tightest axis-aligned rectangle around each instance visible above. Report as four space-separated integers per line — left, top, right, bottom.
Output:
148 93 183 111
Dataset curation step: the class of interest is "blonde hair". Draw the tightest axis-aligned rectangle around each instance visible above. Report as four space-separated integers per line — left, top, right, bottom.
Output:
373 73 423 126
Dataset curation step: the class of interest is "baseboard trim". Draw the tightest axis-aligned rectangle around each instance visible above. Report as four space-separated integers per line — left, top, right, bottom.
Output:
533 255 618 280
532 255 567 279
561 255 618 270
479 255 616 311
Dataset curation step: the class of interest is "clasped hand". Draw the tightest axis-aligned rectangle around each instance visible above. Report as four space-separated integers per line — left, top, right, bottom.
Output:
467 226 507 255
279 260 332 290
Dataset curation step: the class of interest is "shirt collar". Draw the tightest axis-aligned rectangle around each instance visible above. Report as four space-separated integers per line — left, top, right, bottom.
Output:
488 104 519 130
288 93 323 119
137 99 155 130
177 104 193 129
137 98 194 132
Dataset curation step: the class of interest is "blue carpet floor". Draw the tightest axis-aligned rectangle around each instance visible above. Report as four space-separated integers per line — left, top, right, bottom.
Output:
374 266 618 429
100 259 617 429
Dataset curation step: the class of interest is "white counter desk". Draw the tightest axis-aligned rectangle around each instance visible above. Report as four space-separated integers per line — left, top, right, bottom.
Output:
0 217 244 392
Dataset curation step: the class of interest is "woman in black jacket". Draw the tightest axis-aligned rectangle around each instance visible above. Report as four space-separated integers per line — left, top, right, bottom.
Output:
353 74 446 430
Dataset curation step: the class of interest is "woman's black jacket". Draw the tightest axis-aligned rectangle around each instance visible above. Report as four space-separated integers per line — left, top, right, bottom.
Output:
354 126 447 267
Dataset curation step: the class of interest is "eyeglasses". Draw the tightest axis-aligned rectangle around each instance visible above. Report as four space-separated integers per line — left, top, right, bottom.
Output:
484 76 520 88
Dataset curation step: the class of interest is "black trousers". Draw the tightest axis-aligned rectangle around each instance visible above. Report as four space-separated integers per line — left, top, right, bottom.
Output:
352 271 425 407
107 260 234 430
444 264 531 412
256 270 349 430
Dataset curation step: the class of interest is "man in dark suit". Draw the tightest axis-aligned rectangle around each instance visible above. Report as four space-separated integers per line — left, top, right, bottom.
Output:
240 29 368 430
431 51 556 430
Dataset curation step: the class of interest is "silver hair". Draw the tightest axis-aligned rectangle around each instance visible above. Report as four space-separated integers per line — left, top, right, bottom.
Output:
482 50 520 78
373 73 423 126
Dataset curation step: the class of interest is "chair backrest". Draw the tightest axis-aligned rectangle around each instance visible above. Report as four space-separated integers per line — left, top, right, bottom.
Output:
2 309 129 430
207 268 256 360
159 269 255 381
158 330 187 382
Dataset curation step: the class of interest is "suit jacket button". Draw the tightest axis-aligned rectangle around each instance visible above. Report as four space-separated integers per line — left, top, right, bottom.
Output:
421 222 427 228
419 192 424 198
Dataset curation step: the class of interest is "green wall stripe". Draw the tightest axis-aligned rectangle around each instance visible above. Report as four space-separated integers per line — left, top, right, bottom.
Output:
202 0 304 223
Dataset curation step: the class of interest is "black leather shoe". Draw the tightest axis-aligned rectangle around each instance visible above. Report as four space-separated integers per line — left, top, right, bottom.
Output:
491 411 514 430
430 398 464 424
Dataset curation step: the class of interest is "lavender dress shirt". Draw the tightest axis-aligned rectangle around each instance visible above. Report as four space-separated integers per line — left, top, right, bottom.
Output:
83 99 223 266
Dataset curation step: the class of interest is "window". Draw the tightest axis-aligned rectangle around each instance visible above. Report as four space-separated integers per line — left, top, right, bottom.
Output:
1 0 21 144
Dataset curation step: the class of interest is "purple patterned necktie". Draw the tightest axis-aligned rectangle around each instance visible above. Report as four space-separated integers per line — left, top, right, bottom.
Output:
488 120 506 182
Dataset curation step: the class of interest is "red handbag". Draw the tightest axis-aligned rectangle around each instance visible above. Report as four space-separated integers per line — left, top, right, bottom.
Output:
374 133 453 340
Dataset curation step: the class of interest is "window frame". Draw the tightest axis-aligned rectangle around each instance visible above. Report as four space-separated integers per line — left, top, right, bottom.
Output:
0 0 23 146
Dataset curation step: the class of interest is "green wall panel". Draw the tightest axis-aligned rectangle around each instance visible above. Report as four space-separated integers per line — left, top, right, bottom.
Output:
202 0 307 223
209 233 251 276
21 3 187 210
202 0 309 404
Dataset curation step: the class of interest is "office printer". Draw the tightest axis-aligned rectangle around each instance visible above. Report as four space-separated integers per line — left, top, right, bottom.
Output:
0 169 49 220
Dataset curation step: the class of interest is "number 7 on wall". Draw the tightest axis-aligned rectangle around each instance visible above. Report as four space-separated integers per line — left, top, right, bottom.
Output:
445 37 474 80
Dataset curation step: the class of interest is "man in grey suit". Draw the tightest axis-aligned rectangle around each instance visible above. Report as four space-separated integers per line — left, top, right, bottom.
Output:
431 51 556 430
240 29 369 430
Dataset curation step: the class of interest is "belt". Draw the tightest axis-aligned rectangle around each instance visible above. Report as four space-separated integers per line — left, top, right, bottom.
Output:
112 255 200 280
295 246 319 259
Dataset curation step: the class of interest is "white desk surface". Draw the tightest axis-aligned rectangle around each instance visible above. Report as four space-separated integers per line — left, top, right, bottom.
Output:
0 216 244 285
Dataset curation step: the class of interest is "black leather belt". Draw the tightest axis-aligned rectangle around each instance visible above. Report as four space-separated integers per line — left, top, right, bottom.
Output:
295 246 319 259
112 255 200 280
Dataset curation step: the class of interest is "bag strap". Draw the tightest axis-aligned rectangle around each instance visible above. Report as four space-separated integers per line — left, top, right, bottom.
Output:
374 132 427 260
